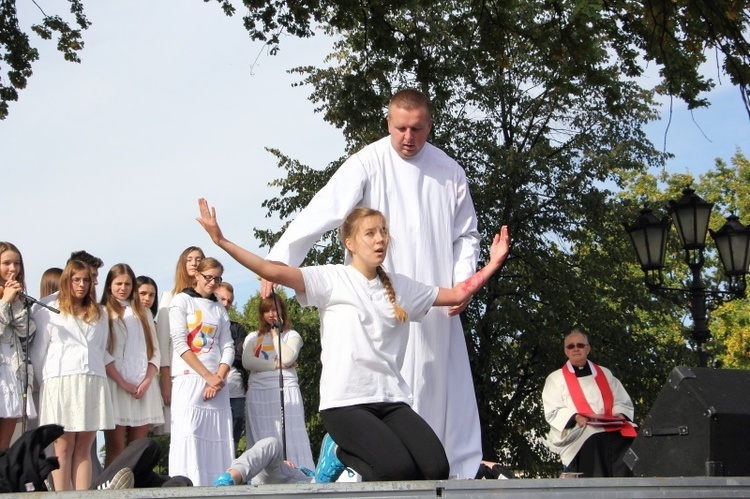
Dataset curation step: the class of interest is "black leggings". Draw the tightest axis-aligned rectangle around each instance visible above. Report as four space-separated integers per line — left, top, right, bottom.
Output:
321 402 449 481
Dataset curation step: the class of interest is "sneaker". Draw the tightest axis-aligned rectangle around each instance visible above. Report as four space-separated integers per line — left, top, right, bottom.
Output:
299 467 315 477
213 472 235 486
314 433 346 483
97 467 134 490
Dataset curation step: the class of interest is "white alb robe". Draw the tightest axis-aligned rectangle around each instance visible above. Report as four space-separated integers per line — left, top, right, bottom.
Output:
267 136 481 478
542 361 635 466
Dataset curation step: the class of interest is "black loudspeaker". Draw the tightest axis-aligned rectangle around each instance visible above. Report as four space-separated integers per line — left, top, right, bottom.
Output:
624 366 750 477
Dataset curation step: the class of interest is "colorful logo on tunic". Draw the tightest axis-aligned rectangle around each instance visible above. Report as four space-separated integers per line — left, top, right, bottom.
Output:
187 311 216 355
254 337 276 361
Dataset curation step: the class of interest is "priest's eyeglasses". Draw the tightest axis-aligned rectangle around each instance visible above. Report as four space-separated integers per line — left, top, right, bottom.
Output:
565 343 588 350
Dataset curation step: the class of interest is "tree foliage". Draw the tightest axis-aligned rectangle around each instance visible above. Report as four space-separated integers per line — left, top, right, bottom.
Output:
233 0 750 116
618 151 750 369
6 0 748 476
236 0 744 477
2 1 749 119
0 0 89 119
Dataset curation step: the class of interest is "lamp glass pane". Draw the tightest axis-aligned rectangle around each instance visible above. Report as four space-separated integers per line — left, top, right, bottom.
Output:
672 204 711 249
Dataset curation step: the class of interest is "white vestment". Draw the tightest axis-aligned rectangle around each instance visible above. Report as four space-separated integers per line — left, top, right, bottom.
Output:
542 361 635 466
267 136 481 477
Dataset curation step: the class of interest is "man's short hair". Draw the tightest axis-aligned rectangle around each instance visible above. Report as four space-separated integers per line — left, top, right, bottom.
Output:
68 250 104 269
389 88 432 120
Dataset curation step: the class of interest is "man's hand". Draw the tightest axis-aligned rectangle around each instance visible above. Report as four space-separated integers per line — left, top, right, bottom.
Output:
489 226 510 268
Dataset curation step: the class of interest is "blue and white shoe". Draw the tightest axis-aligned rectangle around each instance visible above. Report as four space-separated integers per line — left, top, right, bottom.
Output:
213 472 235 486
314 433 346 483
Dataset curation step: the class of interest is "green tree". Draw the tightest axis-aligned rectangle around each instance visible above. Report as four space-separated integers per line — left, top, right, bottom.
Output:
0 0 89 119
618 151 750 370
237 0 728 476
234 0 750 115
227 0 750 476
2 1 749 120
708 149 750 369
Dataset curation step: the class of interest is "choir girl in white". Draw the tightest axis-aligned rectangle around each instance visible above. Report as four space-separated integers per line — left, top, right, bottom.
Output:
0 242 36 450
31 260 114 490
154 246 204 434
168 256 235 486
243 294 314 470
101 263 164 466
136 275 159 318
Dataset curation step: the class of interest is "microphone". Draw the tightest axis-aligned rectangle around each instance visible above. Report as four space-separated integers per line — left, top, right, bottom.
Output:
18 292 60 314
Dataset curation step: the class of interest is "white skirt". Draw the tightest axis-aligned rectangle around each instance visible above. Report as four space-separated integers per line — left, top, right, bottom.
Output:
0 362 36 420
169 375 234 486
108 377 164 427
246 384 315 470
40 374 114 431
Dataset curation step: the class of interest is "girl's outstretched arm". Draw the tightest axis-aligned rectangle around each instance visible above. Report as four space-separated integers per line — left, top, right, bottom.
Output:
434 225 510 307
196 198 306 294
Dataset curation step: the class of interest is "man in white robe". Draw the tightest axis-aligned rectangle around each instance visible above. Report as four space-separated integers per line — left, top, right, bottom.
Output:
263 88 482 478
542 330 636 477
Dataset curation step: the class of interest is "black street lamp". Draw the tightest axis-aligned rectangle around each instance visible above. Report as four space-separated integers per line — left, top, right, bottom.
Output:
625 187 750 367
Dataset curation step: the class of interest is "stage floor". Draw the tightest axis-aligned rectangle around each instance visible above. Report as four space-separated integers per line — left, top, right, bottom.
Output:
15 476 750 498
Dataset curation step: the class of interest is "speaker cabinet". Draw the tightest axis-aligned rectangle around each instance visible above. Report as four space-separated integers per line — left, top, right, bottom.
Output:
624 366 750 477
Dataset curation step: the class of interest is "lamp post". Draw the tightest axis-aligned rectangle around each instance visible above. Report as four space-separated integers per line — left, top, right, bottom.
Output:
625 187 750 367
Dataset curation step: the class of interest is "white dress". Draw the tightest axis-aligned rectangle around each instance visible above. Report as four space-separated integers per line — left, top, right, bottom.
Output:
267 136 482 477
168 290 235 486
243 329 314 470
0 299 36 419
104 301 164 427
153 289 176 434
31 302 114 431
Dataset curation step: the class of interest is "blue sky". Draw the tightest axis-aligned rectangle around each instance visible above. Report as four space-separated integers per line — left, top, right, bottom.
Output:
1 2 747 308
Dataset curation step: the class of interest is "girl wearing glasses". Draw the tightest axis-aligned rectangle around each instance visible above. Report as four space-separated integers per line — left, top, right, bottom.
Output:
154 246 204 436
31 260 114 490
168 257 235 486
0 242 36 451
101 264 164 467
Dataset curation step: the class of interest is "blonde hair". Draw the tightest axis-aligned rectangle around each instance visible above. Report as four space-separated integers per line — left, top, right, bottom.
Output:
340 207 408 322
197 257 223 275
101 264 156 359
172 246 205 294
58 260 101 323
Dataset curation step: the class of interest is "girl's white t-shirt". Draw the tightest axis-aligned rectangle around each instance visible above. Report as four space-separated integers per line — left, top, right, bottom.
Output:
298 264 437 410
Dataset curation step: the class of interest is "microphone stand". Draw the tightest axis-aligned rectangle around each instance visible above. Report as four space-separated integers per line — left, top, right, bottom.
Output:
271 288 287 461
19 293 59 432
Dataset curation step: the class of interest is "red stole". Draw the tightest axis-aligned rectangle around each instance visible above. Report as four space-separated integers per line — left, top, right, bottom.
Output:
562 361 637 438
